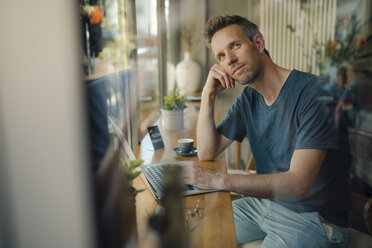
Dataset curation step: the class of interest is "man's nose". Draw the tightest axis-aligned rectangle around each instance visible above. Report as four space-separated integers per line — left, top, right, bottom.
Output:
226 52 237 65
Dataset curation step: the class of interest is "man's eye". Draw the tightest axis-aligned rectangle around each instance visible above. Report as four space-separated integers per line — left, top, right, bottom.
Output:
233 43 241 48
218 54 225 61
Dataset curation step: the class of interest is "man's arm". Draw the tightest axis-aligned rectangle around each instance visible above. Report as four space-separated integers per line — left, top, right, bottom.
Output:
197 64 235 161
184 149 326 199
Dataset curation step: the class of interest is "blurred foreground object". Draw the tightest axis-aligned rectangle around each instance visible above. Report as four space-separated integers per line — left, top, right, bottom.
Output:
149 166 188 248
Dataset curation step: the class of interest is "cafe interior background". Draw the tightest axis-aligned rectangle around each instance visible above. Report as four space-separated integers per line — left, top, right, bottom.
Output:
0 0 371 247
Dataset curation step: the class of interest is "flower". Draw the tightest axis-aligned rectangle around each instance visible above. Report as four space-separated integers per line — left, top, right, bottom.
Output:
80 3 103 25
356 35 362 51
330 40 341 51
317 15 372 81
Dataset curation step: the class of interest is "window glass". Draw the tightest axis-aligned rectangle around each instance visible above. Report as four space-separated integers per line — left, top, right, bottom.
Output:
80 0 139 169
258 0 372 198
135 0 160 135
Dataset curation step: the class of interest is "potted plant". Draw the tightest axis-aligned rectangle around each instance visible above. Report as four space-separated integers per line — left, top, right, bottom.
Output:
121 158 144 195
114 157 143 246
161 91 187 130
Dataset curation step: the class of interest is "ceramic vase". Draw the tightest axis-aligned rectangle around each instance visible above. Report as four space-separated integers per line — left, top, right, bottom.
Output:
167 62 176 95
161 109 184 130
176 51 201 95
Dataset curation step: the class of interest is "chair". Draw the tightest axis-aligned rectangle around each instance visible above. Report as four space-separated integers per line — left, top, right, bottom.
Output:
234 140 255 171
234 128 372 247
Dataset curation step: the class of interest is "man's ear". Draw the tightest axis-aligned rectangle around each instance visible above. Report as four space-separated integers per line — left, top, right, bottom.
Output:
253 34 265 55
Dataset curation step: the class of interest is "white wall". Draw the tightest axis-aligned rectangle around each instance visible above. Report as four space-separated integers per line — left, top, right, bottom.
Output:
0 1 95 248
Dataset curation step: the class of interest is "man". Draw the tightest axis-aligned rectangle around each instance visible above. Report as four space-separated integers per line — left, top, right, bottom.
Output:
183 15 351 247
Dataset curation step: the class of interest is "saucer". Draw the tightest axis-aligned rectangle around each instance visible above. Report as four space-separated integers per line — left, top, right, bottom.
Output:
173 147 198 157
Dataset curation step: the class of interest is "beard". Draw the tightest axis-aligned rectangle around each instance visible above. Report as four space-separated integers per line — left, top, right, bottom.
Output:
233 51 262 85
235 64 260 85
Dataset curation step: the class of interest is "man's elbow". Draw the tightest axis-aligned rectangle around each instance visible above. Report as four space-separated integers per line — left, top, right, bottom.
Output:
197 149 216 161
291 184 311 199
197 153 215 161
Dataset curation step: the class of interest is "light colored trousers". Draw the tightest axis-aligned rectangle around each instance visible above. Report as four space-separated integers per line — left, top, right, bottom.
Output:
233 197 350 248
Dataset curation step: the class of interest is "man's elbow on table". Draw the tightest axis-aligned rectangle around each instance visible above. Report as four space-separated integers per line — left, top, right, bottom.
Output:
197 150 216 161
197 134 231 161
197 144 219 161
196 141 218 161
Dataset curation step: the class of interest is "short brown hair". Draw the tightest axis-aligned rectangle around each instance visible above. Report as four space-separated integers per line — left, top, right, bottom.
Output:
204 15 270 57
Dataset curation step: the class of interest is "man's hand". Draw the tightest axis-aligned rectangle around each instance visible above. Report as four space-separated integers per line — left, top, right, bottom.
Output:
203 64 235 97
183 161 229 190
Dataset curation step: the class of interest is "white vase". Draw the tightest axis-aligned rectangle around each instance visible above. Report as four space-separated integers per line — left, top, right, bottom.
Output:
167 62 176 95
160 109 184 130
176 51 201 95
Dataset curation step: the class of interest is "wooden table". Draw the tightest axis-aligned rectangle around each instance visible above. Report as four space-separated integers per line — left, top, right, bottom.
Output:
133 105 238 248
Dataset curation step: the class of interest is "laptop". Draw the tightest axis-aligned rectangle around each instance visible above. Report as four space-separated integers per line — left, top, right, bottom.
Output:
140 161 218 200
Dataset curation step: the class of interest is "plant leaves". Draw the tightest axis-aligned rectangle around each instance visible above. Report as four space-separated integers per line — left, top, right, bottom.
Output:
163 91 187 110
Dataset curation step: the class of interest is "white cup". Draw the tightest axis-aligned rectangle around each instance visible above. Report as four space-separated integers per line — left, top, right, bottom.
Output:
178 138 194 153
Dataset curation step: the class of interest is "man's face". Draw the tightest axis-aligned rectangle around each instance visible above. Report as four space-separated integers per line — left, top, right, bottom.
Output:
211 24 262 85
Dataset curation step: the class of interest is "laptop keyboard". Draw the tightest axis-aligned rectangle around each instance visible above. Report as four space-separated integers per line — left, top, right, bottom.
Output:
142 164 195 194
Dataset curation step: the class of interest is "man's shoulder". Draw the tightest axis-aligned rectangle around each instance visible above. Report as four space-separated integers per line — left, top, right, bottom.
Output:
291 70 330 95
291 69 324 84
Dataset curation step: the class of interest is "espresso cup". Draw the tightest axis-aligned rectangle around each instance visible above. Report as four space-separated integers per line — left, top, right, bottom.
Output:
178 138 194 153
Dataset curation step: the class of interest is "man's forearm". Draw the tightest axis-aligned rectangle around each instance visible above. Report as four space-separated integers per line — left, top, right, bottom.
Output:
219 172 306 199
197 91 220 160
207 149 326 199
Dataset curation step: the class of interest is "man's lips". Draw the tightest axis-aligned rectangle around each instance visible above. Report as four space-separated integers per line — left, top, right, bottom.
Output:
232 64 245 75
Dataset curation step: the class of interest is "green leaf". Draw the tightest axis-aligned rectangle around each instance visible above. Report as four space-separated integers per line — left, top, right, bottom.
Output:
163 91 187 110
128 159 144 169
131 171 141 179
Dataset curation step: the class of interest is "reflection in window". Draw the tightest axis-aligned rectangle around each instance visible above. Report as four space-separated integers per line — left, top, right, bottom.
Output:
81 0 139 170
135 0 160 135
248 0 372 197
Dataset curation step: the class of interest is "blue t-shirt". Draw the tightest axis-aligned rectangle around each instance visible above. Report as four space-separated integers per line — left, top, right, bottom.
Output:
217 70 351 226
